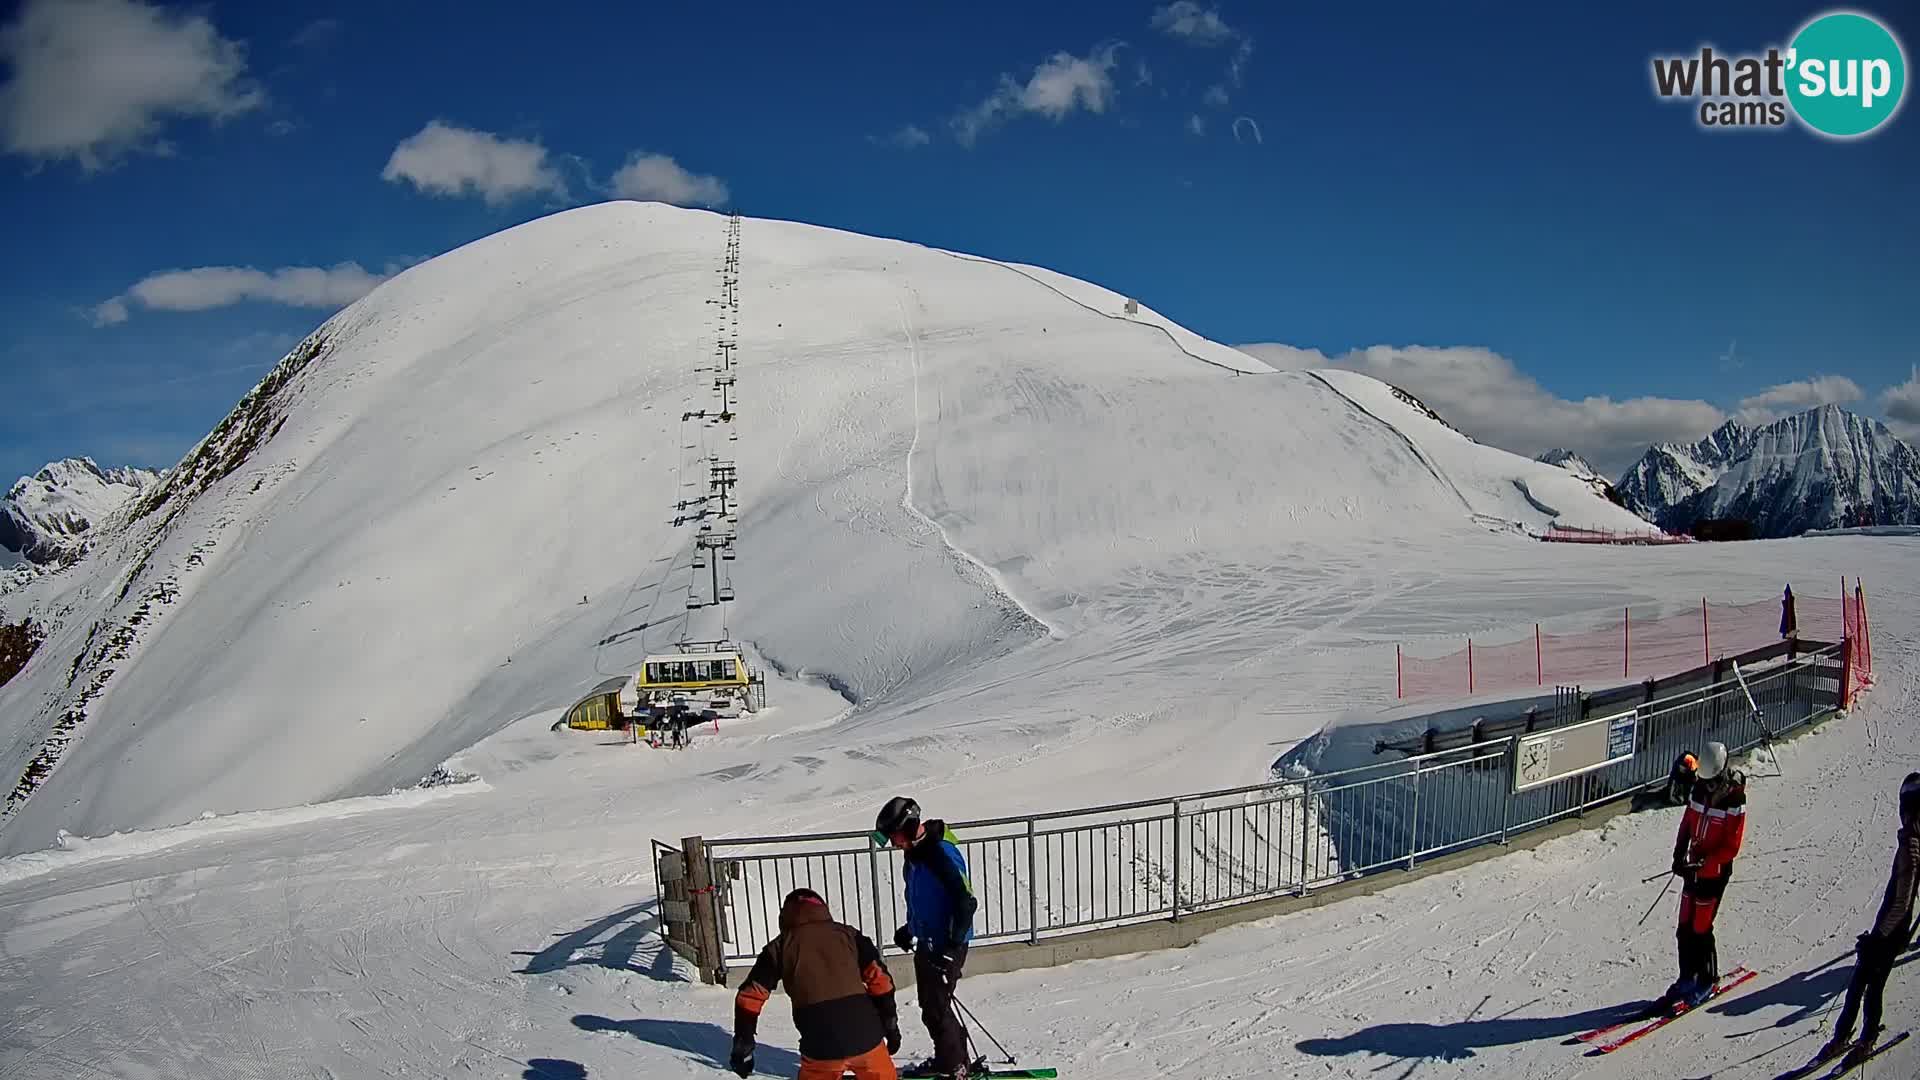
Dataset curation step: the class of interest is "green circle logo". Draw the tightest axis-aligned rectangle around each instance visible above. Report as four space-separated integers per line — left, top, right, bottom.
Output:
1787 11 1907 137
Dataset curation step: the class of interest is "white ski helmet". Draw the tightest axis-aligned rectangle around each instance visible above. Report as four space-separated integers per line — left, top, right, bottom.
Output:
1696 741 1729 781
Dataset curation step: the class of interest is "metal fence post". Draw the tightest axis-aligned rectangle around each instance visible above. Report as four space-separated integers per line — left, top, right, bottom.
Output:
1297 781 1312 896
1026 815 1039 944
1407 765 1421 870
1499 741 1514 844
868 839 886 952
1170 799 1182 921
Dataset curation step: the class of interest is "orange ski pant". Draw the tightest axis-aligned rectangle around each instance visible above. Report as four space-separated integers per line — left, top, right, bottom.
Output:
797 1043 897 1080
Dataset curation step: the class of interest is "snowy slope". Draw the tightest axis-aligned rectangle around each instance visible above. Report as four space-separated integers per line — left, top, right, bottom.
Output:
0 536 1909 1080
1538 448 1632 509
1314 369 1656 534
0 457 160 565
1619 407 1920 536
0 201 1641 853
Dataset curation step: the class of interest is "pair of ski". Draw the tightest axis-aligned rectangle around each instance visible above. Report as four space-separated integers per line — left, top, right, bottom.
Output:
1573 967 1759 1054
1768 1030 1910 1080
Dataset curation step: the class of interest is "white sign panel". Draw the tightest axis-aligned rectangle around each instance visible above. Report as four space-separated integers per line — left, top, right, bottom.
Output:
1511 709 1638 793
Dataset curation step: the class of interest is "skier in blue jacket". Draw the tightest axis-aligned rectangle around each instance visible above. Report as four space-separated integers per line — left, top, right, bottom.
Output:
875 796 978 1079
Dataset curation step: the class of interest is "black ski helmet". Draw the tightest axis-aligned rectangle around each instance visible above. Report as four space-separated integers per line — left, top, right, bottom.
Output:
1900 772 1920 830
874 796 921 842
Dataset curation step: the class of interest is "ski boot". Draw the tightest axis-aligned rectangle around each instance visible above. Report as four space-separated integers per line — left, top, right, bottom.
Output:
1656 975 1696 1013
1810 1033 1852 1067
1840 1027 1882 1069
1679 978 1714 1009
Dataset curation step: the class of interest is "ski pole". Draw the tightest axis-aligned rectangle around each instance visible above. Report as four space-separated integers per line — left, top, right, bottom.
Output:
952 993 1015 1064
1637 874 1676 928
1641 870 1672 884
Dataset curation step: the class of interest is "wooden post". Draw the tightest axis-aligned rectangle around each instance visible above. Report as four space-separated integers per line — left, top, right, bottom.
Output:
1535 623 1543 686
1467 639 1475 695
1623 607 1631 678
1396 644 1403 699
683 835 726 985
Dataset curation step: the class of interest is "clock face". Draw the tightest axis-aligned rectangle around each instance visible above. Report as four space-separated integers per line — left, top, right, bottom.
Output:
1517 737 1553 786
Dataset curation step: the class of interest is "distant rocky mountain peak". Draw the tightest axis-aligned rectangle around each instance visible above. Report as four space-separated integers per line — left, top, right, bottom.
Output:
1617 405 1920 537
1 457 163 565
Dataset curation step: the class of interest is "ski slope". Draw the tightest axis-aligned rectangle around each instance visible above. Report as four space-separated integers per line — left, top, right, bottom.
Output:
0 538 1912 1080
1 202 1914 1078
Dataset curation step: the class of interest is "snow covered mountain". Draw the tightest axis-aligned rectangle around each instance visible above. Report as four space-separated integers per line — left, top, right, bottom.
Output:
0 201 1650 852
1535 448 1629 507
1618 406 1920 537
0 458 161 566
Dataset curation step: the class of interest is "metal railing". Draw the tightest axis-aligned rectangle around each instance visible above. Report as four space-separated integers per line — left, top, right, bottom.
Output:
690 644 1845 967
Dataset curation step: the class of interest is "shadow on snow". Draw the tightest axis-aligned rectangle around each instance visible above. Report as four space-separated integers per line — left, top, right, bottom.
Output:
514 900 687 982
572 1016 801 1074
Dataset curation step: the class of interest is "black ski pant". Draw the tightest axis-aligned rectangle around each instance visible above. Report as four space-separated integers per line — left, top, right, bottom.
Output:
1836 935 1901 1042
914 944 969 1072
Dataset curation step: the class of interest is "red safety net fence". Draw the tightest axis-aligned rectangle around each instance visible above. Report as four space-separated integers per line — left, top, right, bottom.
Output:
1398 579 1873 701
1844 581 1873 706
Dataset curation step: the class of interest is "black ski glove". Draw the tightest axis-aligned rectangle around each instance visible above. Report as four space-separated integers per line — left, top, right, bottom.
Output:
885 1019 902 1055
894 924 914 954
926 948 958 983
1671 854 1694 880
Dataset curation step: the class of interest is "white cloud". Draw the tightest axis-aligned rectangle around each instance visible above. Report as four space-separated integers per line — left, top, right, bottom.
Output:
1733 374 1864 425
1882 367 1920 439
0 0 263 170
1151 2 1253 99
381 121 565 205
1237 343 1728 476
289 18 341 50
1231 115 1263 144
872 124 931 149
609 152 729 207
1188 114 1206 136
1150 2 1236 45
92 298 130 326
952 43 1122 146
94 262 390 325
1135 60 1153 87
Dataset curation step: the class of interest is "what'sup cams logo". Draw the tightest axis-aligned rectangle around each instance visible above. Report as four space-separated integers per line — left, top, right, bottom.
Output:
1651 10 1907 137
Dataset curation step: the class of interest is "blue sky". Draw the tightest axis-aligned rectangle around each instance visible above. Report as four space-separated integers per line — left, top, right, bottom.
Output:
2 0 1917 482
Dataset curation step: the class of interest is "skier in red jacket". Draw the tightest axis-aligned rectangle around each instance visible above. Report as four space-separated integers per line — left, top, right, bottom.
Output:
1665 741 1746 1008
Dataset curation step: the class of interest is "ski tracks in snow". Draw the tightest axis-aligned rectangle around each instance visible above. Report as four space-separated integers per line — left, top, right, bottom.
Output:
891 284 1060 643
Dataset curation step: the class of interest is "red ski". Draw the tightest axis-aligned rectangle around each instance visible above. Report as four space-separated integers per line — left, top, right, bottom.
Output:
1588 968 1759 1054
1574 967 1753 1046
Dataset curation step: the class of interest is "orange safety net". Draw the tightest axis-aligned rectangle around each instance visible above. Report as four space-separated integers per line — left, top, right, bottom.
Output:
1397 583 1867 700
